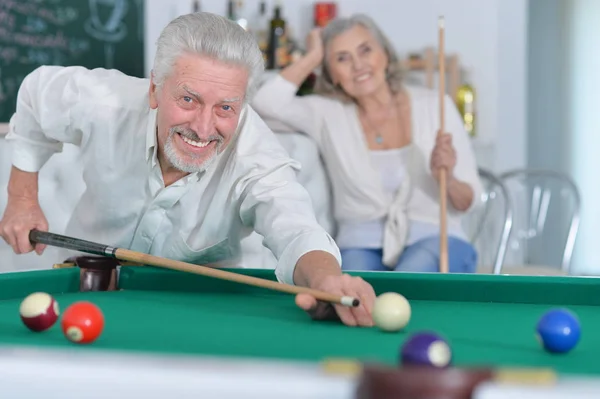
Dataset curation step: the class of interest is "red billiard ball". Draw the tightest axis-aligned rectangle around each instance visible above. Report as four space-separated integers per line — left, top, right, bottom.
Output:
19 292 60 332
61 301 104 344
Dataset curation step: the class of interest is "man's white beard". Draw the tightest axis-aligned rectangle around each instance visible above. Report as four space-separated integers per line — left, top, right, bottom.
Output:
164 127 223 173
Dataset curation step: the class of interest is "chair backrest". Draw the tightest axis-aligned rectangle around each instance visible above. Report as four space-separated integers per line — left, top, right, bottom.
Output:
499 169 580 273
462 168 512 274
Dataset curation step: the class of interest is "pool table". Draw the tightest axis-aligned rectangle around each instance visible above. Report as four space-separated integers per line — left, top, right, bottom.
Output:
1 256 600 398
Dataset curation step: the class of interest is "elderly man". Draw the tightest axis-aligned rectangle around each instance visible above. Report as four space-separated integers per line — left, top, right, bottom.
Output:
0 12 376 326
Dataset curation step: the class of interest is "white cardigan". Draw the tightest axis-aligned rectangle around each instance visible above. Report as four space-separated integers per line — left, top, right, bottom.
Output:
252 74 483 267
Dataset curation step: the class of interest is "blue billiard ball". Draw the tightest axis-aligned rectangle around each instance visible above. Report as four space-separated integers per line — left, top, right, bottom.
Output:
400 331 452 368
536 308 581 353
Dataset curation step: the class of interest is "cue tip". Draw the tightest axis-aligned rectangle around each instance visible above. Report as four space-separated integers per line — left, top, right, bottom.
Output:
341 296 360 307
438 16 445 29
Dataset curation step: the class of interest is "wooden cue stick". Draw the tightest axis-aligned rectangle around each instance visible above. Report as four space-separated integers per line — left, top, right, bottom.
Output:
30 230 359 307
52 261 142 269
438 16 449 273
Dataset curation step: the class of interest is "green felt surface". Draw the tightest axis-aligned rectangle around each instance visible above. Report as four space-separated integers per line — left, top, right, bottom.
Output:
0 267 599 375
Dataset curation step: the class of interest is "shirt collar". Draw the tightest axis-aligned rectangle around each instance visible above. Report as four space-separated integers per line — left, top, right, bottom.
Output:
145 107 158 167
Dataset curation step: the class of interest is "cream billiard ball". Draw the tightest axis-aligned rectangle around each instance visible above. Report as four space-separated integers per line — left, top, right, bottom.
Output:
372 292 411 332
19 292 59 332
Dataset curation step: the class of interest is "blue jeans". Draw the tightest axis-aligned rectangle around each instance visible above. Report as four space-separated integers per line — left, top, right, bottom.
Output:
340 236 477 273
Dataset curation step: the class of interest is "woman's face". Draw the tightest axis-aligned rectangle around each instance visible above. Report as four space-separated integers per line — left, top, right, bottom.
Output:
325 25 389 99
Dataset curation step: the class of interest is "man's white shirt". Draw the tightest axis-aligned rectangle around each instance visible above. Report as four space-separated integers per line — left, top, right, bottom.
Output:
6 66 341 285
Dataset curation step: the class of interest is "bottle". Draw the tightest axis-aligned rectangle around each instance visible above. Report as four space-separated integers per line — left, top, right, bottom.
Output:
314 2 337 27
455 69 476 137
227 0 235 20
192 0 201 12
297 72 316 96
227 0 248 30
251 1 269 65
267 2 288 69
235 0 248 31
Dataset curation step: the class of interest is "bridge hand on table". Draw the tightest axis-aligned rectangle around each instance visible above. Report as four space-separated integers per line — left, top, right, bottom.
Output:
294 274 376 327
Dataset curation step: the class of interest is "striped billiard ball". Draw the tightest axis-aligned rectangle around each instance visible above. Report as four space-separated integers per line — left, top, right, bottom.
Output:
400 332 452 368
19 292 60 332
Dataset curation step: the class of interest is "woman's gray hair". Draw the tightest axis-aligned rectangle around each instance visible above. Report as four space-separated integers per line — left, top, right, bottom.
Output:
314 14 404 102
152 12 264 101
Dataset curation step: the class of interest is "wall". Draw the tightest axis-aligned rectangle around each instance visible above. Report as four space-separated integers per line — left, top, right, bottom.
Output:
144 0 528 174
526 0 570 270
565 0 600 275
527 0 600 275
527 0 569 173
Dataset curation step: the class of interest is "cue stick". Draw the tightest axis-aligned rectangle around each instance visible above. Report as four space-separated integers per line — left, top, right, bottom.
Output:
437 16 449 273
52 261 142 269
30 230 360 307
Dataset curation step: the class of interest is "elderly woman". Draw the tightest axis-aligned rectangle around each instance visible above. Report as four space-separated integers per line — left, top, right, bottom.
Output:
252 14 482 273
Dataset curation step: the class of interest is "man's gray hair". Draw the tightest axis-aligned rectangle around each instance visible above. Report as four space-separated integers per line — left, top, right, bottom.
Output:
315 14 404 102
152 12 264 101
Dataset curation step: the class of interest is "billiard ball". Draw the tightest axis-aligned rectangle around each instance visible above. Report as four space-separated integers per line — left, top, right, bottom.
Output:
372 292 411 332
61 301 104 344
19 292 59 332
400 332 452 368
536 308 581 353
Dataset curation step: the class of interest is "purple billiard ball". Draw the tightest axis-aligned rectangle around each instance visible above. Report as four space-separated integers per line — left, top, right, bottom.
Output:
400 332 452 368
536 308 581 353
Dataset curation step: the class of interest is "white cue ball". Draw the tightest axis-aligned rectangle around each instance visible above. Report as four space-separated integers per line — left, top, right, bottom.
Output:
372 292 411 332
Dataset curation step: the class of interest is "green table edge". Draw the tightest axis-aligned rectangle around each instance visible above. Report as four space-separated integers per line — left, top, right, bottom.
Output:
2 267 600 307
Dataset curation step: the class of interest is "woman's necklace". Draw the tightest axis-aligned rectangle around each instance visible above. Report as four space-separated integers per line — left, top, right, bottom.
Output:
361 96 400 146
375 130 384 145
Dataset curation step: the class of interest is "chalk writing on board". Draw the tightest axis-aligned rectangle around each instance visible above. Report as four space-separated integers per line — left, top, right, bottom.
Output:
84 0 128 68
0 0 144 123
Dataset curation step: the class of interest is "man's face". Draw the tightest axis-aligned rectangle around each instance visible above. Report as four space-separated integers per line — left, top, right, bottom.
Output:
149 53 248 174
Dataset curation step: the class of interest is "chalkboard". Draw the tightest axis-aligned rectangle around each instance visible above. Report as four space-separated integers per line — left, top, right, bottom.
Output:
0 0 145 123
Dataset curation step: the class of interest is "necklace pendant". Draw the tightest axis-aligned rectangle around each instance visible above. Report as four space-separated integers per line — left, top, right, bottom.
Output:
376 135 383 144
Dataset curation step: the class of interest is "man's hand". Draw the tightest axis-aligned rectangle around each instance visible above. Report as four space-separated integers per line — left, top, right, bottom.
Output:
295 273 376 326
0 197 48 255
293 250 376 327
0 166 48 255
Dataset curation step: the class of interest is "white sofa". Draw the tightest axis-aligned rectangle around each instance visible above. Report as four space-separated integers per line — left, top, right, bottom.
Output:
0 130 335 273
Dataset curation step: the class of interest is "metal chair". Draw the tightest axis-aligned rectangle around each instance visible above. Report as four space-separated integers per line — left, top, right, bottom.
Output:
498 169 581 274
463 168 513 274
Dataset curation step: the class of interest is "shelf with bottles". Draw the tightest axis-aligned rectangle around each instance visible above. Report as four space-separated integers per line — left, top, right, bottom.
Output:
400 47 482 140
253 1 335 96
400 47 461 101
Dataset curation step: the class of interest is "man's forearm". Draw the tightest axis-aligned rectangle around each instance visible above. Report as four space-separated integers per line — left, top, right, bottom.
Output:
293 250 342 287
7 166 39 201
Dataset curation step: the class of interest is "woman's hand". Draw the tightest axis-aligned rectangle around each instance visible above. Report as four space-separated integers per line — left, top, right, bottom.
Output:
280 28 324 86
430 132 457 182
305 28 324 64
430 132 475 211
